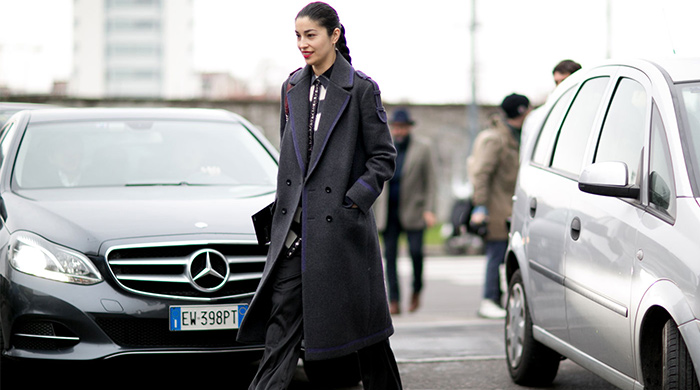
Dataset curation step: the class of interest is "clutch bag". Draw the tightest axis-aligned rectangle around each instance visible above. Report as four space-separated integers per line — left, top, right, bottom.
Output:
252 202 274 245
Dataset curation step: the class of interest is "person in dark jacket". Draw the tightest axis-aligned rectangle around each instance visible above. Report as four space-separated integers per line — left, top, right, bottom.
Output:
374 108 437 315
236 2 403 389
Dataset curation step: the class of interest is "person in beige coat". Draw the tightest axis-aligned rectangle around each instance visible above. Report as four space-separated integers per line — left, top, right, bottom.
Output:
375 108 437 315
468 93 530 319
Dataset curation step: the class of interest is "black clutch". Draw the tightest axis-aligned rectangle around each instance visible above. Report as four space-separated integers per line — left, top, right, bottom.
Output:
252 202 274 245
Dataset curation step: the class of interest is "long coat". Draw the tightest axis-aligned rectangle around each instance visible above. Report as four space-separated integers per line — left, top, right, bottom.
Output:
237 53 397 361
467 117 519 241
374 135 437 231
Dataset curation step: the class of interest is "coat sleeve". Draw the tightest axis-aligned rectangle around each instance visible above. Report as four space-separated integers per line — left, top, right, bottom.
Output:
345 78 396 214
468 130 503 208
279 80 289 142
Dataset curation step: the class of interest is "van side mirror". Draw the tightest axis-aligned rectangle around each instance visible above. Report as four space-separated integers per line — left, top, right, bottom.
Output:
578 161 640 199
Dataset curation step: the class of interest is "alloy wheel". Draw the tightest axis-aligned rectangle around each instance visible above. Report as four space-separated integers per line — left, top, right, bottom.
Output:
506 282 526 368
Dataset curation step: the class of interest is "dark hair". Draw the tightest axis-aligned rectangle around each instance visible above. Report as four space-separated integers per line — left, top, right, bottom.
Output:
297 2 352 64
553 59 582 75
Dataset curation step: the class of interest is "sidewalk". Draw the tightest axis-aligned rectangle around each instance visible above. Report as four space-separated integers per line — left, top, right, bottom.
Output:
389 254 488 323
388 254 506 362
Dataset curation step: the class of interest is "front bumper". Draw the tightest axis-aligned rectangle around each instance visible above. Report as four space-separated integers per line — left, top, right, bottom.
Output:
3 270 262 360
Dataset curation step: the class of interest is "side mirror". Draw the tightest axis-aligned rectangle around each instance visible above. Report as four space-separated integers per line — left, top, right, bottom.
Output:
578 161 640 199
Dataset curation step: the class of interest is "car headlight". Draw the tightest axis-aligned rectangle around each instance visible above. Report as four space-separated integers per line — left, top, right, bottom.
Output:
9 232 103 285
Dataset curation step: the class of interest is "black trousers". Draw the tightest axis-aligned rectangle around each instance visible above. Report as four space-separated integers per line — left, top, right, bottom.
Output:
383 203 425 303
248 252 403 390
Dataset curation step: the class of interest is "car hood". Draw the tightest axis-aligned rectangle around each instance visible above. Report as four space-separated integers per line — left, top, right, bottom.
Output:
4 185 275 255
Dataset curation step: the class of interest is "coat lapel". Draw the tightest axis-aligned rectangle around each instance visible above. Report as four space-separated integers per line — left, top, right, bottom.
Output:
287 66 312 174
306 54 354 178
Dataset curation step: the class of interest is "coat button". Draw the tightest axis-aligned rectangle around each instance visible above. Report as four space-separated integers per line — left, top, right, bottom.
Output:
325 187 331 193
281 208 287 215
326 215 332 222
286 180 292 186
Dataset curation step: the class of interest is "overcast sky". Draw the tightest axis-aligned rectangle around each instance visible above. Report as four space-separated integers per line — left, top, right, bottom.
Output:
0 0 698 105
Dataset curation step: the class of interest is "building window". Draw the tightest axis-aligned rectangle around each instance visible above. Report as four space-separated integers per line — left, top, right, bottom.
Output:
106 0 161 8
106 44 161 58
106 69 161 81
106 19 161 33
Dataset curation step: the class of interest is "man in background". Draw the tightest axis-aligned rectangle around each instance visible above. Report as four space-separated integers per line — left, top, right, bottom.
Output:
468 94 531 319
521 59 582 153
375 108 437 315
553 59 582 86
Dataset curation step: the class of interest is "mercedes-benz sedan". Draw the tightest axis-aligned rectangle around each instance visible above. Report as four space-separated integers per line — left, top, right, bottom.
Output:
0 108 276 373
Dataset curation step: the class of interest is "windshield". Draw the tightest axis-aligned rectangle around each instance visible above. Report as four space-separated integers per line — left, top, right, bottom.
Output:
677 83 700 196
14 119 278 189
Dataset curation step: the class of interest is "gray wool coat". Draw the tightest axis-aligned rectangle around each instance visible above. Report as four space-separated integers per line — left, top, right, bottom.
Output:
236 53 397 361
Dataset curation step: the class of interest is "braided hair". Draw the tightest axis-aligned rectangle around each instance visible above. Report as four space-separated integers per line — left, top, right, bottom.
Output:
296 2 352 65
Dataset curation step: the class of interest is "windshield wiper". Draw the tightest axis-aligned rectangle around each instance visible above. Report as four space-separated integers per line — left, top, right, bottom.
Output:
125 182 201 187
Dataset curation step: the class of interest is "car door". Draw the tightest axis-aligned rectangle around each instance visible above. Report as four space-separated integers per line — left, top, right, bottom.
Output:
563 67 651 378
523 71 612 341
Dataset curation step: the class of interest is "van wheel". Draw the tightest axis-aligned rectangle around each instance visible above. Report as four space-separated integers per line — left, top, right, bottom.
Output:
663 319 700 390
303 353 361 388
505 269 560 386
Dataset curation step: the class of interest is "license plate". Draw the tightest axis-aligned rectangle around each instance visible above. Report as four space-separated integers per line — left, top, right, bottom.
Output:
169 304 247 331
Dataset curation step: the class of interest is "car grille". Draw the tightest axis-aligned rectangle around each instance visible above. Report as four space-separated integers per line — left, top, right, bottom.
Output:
94 316 248 349
106 241 267 301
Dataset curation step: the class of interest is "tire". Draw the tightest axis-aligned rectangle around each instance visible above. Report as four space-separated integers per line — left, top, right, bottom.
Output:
663 319 700 390
505 269 561 386
303 353 362 388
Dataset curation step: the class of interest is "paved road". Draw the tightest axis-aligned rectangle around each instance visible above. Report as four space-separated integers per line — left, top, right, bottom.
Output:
292 255 616 389
4 255 617 390
385 255 617 390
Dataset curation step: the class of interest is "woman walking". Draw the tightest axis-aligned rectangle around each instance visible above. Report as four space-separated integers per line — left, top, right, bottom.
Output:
236 2 403 389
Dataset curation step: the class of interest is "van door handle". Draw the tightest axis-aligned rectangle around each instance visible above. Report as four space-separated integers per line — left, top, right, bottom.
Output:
571 217 581 241
529 198 537 218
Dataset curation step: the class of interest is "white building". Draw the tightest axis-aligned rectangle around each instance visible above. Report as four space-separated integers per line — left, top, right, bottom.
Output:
70 0 200 99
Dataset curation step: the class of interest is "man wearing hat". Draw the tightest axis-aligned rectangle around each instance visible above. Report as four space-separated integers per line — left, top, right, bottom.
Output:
375 108 437 315
468 93 531 319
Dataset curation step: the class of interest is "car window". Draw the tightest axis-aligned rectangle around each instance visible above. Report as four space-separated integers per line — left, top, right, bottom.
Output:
594 77 647 186
531 87 575 166
649 103 675 218
551 77 610 176
677 83 700 197
13 120 278 189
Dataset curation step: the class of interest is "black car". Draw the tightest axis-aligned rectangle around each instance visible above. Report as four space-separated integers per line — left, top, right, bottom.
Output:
0 108 277 372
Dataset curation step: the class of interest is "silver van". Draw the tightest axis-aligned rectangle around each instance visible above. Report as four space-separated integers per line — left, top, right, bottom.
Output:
506 58 700 390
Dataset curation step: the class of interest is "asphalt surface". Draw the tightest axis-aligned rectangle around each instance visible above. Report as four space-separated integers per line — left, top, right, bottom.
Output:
288 253 616 389
382 254 617 390
3 253 618 390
